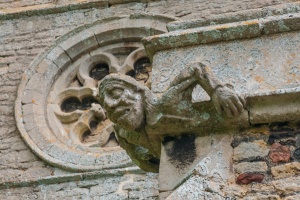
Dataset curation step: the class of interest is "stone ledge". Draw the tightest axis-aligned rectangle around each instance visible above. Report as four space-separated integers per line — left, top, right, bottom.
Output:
0 0 145 20
167 2 300 31
143 12 300 60
0 166 144 190
247 88 300 124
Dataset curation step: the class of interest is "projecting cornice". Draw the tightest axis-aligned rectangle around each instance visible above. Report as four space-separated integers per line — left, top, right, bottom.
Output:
143 2 300 61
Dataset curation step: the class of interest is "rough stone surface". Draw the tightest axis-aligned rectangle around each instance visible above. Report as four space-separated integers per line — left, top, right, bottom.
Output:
2 0 300 199
271 162 300 179
165 123 300 198
233 140 269 161
242 194 281 200
236 173 264 185
234 162 268 174
269 142 291 163
0 173 158 200
272 176 300 195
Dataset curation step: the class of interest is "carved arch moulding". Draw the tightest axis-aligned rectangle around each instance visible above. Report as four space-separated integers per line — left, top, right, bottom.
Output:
15 14 176 171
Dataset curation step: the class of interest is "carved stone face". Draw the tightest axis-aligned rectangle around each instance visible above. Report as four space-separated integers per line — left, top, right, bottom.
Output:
103 83 145 131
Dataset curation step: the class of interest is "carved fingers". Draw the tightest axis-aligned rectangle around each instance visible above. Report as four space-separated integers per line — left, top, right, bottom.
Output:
170 62 202 87
212 86 245 117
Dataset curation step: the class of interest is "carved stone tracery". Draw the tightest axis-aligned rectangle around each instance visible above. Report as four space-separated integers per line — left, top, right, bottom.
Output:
15 14 176 171
49 47 152 149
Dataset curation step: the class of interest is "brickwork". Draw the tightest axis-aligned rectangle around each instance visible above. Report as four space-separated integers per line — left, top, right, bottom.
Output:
1 0 300 199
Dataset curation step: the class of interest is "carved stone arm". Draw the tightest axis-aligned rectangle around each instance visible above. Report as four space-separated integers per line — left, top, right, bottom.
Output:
165 62 245 117
168 62 224 97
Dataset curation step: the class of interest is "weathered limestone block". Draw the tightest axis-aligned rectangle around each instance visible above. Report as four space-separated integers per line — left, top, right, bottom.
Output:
242 194 281 200
233 140 269 162
271 162 300 179
234 162 268 174
272 176 300 195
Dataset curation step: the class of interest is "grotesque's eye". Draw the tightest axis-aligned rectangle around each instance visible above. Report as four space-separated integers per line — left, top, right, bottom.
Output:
109 88 124 99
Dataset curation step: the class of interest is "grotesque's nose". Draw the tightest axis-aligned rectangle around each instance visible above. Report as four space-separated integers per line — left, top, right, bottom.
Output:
104 89 131 109
117 89 131 105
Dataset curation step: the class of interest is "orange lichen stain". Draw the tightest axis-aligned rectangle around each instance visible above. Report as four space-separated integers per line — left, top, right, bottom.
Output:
255 76 264 83
286 79 293 84
242 20 259 26
286 59 293 66
49 139 56 143
32 99 35 103
216 25 230 30
256 140 267 147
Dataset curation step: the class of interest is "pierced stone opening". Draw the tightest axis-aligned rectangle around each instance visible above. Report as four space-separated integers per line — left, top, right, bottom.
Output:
61 97 81 112
81 96 99 110
89 63 110 81
126 57 152 83
134 57 151 82
81 129 93 143
126 70 135 77
61 96 100 112
89 120 99 131
107 132 119 146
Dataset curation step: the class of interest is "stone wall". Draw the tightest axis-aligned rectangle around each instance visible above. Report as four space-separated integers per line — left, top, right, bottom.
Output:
0 0 52 10
159 124 300 199
0 172 158 199
232 123 300 199
1 0 300 199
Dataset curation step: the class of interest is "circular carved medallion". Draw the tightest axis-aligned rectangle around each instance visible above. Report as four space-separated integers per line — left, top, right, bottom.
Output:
15 14 175 171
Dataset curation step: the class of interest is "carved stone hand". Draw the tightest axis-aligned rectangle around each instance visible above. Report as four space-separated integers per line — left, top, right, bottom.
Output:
212 86 245 117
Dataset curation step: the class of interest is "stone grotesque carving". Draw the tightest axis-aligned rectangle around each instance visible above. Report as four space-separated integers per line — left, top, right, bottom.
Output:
99 62 245 172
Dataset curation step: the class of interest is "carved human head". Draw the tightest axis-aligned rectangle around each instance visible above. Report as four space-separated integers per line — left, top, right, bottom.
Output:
99 74 149 131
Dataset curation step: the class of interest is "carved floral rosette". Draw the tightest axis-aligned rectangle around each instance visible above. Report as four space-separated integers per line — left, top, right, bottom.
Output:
15 14 175 171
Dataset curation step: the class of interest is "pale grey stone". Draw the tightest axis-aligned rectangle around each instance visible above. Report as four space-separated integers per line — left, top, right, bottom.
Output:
273 176 300 195
233 140 269 161
234 162 268 174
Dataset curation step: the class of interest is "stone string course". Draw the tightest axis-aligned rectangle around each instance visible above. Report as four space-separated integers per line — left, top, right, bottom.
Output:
1 0 300 199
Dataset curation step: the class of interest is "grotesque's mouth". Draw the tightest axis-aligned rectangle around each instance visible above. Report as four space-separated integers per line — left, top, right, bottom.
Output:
111 107 131 123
